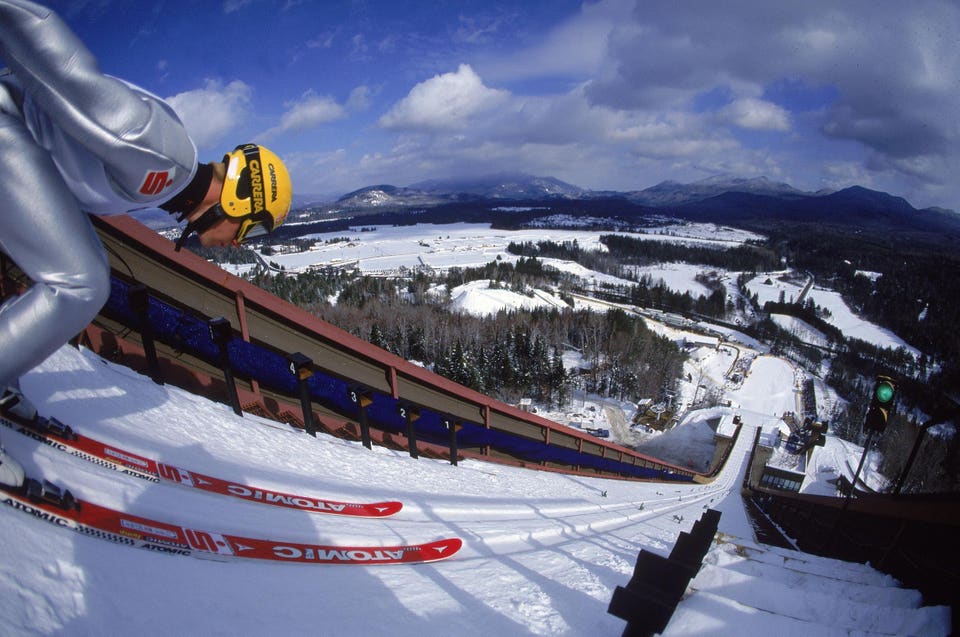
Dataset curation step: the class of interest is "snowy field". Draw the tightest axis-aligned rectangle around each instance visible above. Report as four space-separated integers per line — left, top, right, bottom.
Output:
233 222 918 358
638 223 767 246
770 314 832 348
2 345 757 636
446 280 571 316
250 222 755 276
629 262 716 298
746 274 918 354
255 222 616 274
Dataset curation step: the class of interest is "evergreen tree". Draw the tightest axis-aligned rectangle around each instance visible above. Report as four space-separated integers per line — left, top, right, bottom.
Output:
369 324 386 350
551 348 568 407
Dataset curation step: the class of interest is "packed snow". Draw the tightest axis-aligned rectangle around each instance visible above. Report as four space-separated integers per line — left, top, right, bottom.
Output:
0 345 756 636
0 342 946 635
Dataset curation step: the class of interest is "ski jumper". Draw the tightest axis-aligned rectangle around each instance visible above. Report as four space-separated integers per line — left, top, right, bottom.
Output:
0 0 197 387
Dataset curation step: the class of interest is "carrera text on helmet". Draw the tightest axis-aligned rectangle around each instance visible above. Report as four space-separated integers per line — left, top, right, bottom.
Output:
268 162 278 202
249 158 265 212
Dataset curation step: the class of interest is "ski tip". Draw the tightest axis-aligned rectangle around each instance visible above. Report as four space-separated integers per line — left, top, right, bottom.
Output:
373 501 403 516
425 537 464 560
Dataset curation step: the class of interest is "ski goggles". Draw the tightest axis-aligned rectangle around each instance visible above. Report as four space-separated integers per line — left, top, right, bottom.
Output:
233 209 276 244
174 204 274 251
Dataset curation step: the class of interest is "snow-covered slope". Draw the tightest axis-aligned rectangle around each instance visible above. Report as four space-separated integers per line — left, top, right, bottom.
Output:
0 345 949 636
667 535 950 636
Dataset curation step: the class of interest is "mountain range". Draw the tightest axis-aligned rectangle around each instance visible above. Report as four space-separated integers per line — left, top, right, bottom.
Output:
322 173 960 240
331 172 945 212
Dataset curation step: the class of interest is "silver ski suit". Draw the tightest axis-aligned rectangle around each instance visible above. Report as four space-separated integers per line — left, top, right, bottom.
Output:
0 0 197 387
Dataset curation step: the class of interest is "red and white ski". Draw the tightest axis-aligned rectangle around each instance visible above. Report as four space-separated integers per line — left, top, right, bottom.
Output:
1 478 461 565
0 414 402 517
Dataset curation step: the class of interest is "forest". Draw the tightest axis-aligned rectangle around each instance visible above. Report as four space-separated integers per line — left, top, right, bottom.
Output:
245 259 685 408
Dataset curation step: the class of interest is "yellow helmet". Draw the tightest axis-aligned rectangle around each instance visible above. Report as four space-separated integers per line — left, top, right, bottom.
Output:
170 143 292 251
220 143 292 243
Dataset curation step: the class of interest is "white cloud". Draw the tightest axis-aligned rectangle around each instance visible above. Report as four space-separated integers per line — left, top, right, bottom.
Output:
256 91 352 143
279 92 347 130
379 64 509 132
366 62 761 193
722 98 791 131
351 33 369 60
453 13 512 45
611 113 741 161
166 79 252 151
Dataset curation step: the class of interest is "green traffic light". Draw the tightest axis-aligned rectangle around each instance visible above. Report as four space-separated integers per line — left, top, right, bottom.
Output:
875 381 895 404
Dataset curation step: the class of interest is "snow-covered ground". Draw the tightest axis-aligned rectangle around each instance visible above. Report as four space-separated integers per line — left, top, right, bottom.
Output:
770 314 832 348
745 274 919 354
639 223 767 247
2 342 947 635
2 345 757 636
253 222 616 275
225 222 920 361
446 280 571 316
232 222 919 358
252 222 762 277
629 262 716 297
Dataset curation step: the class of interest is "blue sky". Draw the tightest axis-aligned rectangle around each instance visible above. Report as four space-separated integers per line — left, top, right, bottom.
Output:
30 1 960 210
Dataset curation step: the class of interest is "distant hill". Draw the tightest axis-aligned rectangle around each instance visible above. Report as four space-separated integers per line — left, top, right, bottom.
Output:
669 185 960 239
332 173 585 211
627 175 810 207
335 184 447 209
409 172 585 199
